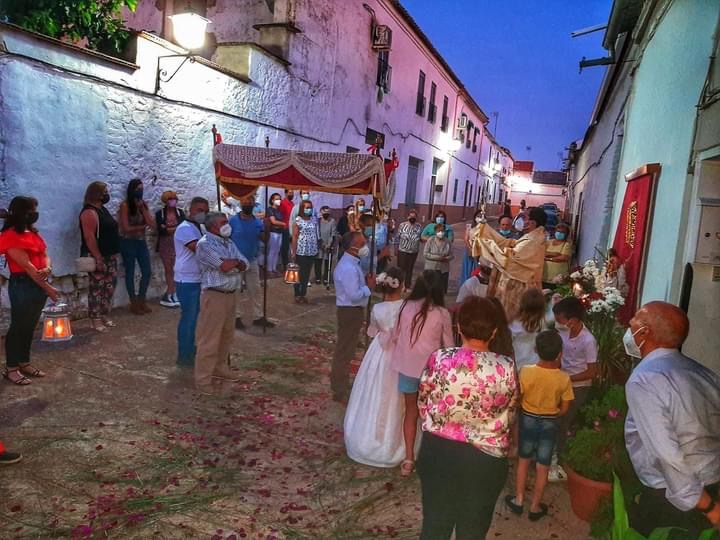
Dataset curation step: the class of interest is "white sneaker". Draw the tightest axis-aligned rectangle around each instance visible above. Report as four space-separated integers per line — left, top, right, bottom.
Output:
548 464 567 483
160 294 175 308
170 293 181 307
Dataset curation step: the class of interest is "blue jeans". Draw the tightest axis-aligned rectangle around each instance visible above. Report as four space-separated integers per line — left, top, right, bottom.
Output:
119 238 151 299
175 281 201 365
518 412 558 466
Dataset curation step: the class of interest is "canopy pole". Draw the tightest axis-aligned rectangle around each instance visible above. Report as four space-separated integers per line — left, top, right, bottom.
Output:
365 193 378 346
212 124 222 212
262 186 269 335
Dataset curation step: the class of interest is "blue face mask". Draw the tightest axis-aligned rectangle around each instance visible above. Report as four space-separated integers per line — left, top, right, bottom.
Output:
555 232 567 241
435 216 445 224
499 229 512 238
303 208 313 216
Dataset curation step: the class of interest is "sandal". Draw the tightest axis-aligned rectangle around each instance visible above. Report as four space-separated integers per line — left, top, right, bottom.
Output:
19 364 45 378
91 319 108 333
399 459 415 477
3 369 32 385
528 503 548 522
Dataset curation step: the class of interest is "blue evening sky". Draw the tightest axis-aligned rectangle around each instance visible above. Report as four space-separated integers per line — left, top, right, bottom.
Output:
402 0 613 170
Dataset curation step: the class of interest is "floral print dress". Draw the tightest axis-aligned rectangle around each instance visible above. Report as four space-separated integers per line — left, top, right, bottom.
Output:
418 347 518 458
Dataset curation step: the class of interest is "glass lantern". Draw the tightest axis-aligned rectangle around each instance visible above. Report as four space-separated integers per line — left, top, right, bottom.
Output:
284 263 300 284
42 304 73 342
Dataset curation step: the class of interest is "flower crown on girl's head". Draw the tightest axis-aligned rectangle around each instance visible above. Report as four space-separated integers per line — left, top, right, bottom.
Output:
376 272 401 290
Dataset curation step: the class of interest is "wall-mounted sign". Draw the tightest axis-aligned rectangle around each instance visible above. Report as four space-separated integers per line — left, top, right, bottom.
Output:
372 25 393 50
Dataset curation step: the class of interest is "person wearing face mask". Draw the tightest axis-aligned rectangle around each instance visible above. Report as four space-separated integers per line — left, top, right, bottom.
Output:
0 197 59 386
542 222 573 287
265 193 286 276
194 212 248 394
220 189 240 217
421 210 455 243
497 216 515 240
118 178 155 315
331 232 376 402
173 197 209 367
80 181 120 332
460 209 486 286
289 191 314 234
551 296 598 475
623 301 720 535
315 206 337 285
279 189 295 270
291 200 320 304
471 207 547 318
396 209 423 291
229 195 274 329
423 222 453 294
156 191 185 308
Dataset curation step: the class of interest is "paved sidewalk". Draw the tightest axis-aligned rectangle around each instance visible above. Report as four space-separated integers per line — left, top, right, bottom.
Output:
0 234 590 539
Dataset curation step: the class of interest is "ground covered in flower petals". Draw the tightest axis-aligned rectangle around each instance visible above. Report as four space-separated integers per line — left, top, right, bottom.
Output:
0 235 590 539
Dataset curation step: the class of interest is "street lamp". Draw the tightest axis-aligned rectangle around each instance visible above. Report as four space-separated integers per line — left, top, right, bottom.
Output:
155 8 211 94
169 11 210 50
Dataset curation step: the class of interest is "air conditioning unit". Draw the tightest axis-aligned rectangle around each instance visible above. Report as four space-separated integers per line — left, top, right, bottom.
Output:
457 114 468 130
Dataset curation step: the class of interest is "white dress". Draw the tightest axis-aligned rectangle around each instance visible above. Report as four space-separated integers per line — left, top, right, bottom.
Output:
344 300 420 467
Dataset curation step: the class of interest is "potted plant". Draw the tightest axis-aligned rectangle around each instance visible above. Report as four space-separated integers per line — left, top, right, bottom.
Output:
563 386 634 522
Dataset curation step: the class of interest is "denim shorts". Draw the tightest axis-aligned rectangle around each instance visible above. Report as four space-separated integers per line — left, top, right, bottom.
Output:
518 411 558 466
398 372 421 393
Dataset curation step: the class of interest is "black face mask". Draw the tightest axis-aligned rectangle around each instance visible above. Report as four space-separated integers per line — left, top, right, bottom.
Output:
241 205 254 215
27 211 39 224
409 216 417 223
101 194 110 205
286 194 294 201
322 213 330 219
135 190 144 200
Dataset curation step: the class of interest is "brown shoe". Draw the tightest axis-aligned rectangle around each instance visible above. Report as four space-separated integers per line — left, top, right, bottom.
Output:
129 299 144 315
139 299 152 314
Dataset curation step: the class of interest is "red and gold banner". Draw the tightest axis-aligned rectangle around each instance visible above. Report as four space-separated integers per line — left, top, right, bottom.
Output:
612 164 660 323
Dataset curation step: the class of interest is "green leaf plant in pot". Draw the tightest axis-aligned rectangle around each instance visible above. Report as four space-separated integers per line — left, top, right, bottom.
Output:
563 385 635 522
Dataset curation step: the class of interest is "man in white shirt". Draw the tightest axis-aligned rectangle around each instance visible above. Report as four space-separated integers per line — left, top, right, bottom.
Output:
220 189 240 217
456 266 490 304
173 197 208 367
624 301 720 534
331 231 376 403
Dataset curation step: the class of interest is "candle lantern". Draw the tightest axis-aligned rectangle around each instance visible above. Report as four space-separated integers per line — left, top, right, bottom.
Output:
284 263 300 284
42 303 73 342
572 282 584 297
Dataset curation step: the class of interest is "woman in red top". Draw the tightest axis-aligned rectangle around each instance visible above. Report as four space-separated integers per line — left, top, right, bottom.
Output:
0 197 59 385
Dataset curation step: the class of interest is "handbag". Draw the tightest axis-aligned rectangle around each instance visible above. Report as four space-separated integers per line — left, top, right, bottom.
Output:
76 207 101 273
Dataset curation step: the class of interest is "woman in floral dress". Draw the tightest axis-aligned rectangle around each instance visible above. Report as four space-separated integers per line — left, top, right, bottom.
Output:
416 296 518 539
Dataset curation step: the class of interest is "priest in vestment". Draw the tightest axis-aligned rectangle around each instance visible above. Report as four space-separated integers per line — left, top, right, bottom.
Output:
470 207 547 317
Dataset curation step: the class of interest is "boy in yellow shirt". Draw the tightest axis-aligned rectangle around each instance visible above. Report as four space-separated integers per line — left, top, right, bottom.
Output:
505 330 574 521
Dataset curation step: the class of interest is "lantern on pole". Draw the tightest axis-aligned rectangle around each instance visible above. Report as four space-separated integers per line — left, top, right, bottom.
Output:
284 263 300 284
41 304 73 342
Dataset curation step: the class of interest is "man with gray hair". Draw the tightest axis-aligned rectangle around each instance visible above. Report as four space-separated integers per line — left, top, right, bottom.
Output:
624 301 720 533
194 212 248 394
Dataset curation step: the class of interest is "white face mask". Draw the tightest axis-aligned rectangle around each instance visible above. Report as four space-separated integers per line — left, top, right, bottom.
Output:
219 224 232 238
436 231 445 239
301 193 310 201
226 197 238 207
272 199 281 207
623 327 646 358
357 245 370 258
475 217 483 224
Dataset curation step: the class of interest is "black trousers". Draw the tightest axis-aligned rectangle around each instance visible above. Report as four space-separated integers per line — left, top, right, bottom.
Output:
314 253 332 282
280 229 290 269
397 250 418 288
6 275 48 369
293 255 314 297
417 433 508 540
630 482 719 538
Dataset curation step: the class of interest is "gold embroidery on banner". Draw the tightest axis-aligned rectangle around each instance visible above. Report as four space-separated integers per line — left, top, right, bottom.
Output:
625 201 638 249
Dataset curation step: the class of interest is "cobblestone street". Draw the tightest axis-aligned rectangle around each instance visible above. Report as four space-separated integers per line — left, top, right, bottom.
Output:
0 233 589 539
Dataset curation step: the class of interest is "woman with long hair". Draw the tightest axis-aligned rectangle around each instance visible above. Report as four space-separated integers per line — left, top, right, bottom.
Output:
290 199 319 304
0 197 59 385
416 296 518 538
509 288 547 370
118 179 155 315
487 296 515 359
155 191 185 308
80 181 121 332
392 270 453 476
265 193 286 275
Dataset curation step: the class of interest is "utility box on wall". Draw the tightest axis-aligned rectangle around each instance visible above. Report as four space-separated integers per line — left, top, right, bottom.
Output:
695 202 720 264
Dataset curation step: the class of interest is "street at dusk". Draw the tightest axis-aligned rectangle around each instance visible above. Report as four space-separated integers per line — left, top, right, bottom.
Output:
0 1 719 539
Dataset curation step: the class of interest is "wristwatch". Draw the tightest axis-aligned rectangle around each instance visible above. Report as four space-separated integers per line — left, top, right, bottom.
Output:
698 497 717 514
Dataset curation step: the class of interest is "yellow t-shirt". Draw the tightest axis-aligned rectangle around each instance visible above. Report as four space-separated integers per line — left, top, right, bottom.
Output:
520 365 574 416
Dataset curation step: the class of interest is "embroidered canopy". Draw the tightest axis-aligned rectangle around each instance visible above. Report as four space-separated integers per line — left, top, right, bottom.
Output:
214 144 389 199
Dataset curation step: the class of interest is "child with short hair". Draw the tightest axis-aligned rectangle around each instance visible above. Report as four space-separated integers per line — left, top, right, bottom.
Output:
506 330 574 521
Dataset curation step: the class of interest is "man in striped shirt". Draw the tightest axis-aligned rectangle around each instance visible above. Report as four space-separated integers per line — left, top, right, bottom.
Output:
396 209 422 290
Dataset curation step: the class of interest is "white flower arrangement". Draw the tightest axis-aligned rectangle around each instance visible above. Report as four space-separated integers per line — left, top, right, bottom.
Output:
376 272 401 290
588 286 625 314
570 270 582 280
581 259 600 280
